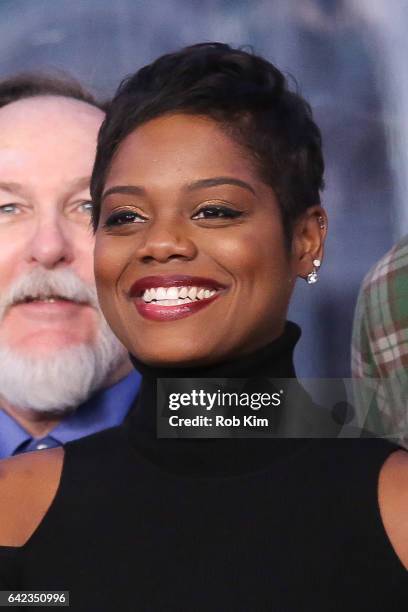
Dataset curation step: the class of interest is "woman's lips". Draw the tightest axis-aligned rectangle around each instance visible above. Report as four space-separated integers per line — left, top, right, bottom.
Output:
134 292 220 321
129 275 226 322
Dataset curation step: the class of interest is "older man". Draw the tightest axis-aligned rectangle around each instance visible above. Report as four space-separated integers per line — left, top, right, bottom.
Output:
0 75 140 457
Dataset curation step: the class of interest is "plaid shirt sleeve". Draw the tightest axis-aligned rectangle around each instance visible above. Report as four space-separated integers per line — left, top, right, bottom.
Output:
351 235 408 442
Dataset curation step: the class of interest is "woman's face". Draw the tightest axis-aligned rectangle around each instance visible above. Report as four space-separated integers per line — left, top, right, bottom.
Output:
94 114 321 367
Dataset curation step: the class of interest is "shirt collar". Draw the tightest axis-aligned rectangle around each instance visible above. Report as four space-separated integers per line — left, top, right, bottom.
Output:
0 370 141 457
0 410 31 459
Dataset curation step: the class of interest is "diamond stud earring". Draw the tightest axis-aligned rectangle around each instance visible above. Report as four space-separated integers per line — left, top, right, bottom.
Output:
306 259 321 285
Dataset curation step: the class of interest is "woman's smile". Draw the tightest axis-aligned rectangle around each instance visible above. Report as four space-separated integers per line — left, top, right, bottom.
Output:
129 274 227 321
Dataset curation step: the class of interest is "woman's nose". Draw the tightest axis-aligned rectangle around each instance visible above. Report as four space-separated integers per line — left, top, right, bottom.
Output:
136 220 198 264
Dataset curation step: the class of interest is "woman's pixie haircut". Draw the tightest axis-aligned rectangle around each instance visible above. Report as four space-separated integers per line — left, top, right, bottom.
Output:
91 42 324 241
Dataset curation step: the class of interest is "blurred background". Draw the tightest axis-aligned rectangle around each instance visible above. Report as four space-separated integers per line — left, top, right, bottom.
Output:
0 0 406 377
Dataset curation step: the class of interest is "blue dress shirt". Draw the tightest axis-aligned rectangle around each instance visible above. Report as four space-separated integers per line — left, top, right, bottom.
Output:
0 370 141 458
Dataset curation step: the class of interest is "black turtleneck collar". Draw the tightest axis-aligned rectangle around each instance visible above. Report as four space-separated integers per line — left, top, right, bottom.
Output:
125 321 308 477
129 321 300 380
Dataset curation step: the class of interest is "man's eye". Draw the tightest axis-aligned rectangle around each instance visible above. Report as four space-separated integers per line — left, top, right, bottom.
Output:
0 203 19 215
104 210 147 227
78 201 93 214
192 205 242 220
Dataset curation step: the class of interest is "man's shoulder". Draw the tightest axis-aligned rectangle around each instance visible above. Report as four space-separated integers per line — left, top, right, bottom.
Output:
0 448 64 547
362 235 408 295
352 235 408 376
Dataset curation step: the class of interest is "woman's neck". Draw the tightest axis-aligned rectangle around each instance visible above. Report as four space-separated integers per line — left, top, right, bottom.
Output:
130 321 300 381
123 322 309 477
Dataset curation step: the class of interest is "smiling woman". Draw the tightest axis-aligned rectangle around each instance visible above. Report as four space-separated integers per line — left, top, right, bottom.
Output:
93 112 322 366
0 43 407 611
91 47 326 368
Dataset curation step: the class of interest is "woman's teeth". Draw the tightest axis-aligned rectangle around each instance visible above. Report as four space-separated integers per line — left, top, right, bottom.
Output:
141 286 218 305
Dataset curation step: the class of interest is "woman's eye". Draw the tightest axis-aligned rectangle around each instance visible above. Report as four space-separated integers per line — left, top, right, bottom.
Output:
104 209 147 227
192 205 242 220
0 203 19 215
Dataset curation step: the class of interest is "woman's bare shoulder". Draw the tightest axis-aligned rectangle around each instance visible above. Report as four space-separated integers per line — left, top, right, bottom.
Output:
0 447 64 547
378 449 408 569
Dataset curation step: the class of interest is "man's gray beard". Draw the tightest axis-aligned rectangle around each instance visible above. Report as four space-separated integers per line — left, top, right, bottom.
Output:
0 321 125 414
0 268 128 414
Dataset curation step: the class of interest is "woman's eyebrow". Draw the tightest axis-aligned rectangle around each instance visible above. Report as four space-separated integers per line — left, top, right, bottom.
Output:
102 185 146 200
185 177 256 196
101 178 256 201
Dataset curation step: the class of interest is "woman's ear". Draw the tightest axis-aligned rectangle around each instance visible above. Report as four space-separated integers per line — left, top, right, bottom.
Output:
291 205 327 281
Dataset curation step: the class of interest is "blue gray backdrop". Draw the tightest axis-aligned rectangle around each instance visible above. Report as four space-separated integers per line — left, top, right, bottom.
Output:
1 0 406 376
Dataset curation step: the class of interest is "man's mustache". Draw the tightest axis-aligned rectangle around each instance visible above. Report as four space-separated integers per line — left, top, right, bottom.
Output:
0 268 98 320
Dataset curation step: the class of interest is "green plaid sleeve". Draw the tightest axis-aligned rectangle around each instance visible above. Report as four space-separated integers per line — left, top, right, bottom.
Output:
352 235 408 442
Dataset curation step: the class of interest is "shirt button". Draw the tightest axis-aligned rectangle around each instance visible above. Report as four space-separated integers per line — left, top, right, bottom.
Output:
36 443 49 450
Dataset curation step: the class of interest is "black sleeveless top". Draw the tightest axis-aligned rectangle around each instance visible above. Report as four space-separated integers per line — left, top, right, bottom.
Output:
0 323 406 611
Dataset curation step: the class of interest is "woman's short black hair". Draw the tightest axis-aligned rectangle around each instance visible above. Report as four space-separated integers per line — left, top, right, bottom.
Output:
0 72 106 111
91 42 324 240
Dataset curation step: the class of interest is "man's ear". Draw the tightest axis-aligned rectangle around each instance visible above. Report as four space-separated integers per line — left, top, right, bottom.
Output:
291 206 327 280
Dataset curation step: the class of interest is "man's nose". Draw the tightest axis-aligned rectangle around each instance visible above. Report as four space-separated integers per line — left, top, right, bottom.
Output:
137 220 198 264
27 216 74 268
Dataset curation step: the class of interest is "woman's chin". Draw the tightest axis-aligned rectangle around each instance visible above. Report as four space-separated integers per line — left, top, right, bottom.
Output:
129 342 223 369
